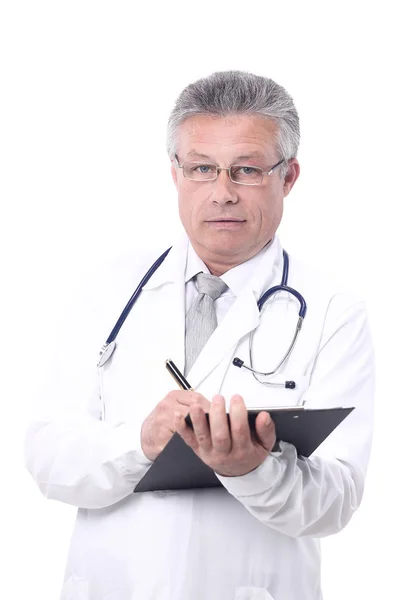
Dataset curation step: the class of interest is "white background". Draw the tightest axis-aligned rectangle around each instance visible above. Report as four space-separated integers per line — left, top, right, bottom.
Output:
1 1 410 598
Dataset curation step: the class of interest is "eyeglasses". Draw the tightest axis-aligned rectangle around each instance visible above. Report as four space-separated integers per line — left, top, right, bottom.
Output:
174 155 285 186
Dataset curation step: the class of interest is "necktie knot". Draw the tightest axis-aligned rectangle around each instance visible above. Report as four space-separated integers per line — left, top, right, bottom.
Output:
195 272 228 300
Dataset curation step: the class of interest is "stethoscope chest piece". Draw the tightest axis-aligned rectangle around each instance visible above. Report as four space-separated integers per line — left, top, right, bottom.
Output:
97 341 117 368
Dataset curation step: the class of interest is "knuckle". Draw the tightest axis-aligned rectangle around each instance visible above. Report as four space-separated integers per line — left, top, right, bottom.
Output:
213 432 229 446
231 424 248 438
160 393 180 411
197 434 209 445
189 392 205 405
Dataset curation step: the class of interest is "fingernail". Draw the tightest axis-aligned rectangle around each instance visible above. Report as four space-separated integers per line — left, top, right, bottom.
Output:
212 395 224 405
265 417 272 426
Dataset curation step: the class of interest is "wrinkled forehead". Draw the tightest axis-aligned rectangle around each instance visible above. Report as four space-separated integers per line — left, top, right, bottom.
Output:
176 114 279 163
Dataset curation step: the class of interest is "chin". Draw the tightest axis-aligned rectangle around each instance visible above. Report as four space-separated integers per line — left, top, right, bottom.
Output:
204 239 247 257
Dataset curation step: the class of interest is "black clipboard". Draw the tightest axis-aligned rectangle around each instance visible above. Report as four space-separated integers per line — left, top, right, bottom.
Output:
134 406 354 493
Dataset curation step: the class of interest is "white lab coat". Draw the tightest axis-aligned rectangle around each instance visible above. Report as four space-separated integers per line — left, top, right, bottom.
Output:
25 234 374 600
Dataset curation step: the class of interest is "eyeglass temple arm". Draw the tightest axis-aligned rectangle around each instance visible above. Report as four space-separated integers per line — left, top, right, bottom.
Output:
267 158 286 174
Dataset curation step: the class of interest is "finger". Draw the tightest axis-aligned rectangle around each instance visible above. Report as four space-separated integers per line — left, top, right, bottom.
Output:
175 391 210 409
198 396 212 411
255 411 276 452
190 404 212 452
175 391 195 407
174 411 199 451
209 395 231 454
229 395 252 451
161 391 191 409
186 391 211 411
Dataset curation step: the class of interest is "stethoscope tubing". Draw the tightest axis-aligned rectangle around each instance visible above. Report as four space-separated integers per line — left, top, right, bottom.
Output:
231 251 306 386
106 247 171 345
98 247 307 383
97 247 171 367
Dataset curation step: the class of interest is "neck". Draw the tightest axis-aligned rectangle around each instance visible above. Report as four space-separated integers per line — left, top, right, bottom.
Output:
205 262 238 276
195 239 274 277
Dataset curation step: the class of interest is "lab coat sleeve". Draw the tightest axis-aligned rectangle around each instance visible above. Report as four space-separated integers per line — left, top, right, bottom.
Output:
216 296 375 538
24 254 154 510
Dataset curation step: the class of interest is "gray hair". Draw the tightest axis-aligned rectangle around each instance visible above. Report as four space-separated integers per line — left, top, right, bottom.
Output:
167 70 300 178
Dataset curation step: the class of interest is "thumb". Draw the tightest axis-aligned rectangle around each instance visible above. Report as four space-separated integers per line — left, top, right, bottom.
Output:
255 412 276 452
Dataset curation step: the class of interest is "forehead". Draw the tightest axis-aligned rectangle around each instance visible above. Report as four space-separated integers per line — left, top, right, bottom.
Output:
177 114 278 162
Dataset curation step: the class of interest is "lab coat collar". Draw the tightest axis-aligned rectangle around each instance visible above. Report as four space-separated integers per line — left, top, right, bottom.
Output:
142 232 283 297
141 235 189 290
221 236 280 299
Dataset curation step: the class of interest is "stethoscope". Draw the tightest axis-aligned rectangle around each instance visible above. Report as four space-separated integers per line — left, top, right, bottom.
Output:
97 248 307 389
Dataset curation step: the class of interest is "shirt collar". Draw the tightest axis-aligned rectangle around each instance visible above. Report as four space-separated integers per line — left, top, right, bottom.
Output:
185 243 210 283
185 237 280 298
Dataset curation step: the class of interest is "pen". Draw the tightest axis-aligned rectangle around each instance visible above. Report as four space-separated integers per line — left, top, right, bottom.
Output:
165 359 193 391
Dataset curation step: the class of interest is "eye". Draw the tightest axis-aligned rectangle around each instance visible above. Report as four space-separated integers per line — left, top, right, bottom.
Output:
194 164 213 173
239 166 259 175
231 166 260 176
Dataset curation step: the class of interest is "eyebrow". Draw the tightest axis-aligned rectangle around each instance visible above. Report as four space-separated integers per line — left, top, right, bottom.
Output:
234 153 265 162
186 150 265 162
187 151 212 160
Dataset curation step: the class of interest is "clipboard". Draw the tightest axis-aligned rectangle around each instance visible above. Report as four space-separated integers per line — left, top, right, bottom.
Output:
134 406 354 493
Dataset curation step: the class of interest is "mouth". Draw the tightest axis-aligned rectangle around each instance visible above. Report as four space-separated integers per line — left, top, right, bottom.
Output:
205 218 246 230
206 218 246 223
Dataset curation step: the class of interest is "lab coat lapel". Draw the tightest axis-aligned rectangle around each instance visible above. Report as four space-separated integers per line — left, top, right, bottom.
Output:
188 288 261 388
158 279 186 374
142 237 188 374
188 238 284 389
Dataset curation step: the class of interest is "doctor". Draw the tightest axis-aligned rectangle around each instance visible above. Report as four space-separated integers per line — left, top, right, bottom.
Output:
25 71 374 600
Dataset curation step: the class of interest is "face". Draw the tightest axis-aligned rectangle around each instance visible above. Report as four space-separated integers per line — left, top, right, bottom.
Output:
171 114 300 275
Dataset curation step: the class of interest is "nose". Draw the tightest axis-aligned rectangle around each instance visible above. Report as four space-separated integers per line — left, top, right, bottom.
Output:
211 168 239 205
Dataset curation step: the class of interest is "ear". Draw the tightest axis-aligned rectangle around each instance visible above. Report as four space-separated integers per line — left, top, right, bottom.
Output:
283 158 300 197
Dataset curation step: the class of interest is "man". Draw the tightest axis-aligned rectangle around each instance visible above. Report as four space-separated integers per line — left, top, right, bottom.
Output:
25 71 374 600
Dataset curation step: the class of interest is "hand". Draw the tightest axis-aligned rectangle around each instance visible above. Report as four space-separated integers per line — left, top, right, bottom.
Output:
141 391 211 461
175 394 276 477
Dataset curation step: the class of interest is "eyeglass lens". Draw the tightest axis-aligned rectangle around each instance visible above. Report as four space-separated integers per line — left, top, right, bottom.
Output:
182 162 264 185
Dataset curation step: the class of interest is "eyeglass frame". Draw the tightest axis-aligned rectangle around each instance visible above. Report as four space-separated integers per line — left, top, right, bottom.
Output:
174 154 285 186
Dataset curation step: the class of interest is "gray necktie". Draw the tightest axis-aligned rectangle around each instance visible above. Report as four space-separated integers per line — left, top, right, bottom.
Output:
185 272 228 375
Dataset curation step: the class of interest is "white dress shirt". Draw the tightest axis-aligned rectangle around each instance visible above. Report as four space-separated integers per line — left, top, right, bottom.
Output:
185 238 274 323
